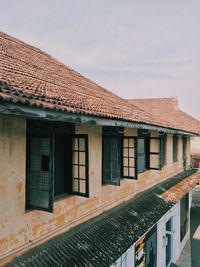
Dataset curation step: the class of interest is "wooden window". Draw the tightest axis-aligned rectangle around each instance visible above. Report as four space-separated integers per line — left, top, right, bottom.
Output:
122 137 137 179
173 135 178 162
180 193 189 241
72 135 89 197
26 120 89 212
149 137 165 170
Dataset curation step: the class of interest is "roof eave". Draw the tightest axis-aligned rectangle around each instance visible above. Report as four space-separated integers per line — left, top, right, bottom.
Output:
0 101 198 137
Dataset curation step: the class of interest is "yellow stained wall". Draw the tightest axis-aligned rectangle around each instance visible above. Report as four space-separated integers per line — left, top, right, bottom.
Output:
0 115 187 263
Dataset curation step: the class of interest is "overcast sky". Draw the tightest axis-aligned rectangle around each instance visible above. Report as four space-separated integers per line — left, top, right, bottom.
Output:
1 0 200 119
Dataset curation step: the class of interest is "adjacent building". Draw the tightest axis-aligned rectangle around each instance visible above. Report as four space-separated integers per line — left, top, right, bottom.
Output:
1 32 200 267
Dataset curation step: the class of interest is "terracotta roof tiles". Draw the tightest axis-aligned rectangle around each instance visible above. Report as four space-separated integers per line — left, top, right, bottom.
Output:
129 98 200 134
0 32 200 134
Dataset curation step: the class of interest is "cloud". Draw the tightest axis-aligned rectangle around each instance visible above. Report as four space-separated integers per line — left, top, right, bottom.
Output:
1 0 200 119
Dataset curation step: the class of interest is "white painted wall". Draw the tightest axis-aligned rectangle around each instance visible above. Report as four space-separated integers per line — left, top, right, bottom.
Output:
111 191 192 267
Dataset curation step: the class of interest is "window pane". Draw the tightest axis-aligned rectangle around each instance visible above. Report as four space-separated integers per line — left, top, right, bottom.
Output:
129 168 135 177
72 152 79 165
123 138 128 147
129 139 134 148
123 167 129 176
80 166 86 179
150 139 159 153
129 148 134 157
73 179 79 192
79 152 85 165
123 148 128 157
79 138 85 151
150 154 159 169
73 138 78 151
80 180 86 194
72 165 78 178
123 158 128 166
129 158 135 167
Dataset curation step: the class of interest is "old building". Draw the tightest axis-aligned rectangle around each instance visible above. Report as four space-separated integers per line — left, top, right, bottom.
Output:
1 32 200 267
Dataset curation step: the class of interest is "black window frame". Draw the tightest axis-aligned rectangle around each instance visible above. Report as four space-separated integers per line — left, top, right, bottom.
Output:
149 136 165 170
122 136 138 179
71 134 89 197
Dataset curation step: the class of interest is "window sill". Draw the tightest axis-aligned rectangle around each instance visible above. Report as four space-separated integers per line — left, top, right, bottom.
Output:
54 193 71 202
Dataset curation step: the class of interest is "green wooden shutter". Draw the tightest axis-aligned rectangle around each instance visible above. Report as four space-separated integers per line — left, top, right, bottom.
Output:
102 137 121 185
26 135 53 212
137 138 146 173
71 135 89 197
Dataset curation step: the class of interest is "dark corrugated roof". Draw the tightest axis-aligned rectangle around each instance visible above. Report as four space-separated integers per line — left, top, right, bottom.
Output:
5 170 200 267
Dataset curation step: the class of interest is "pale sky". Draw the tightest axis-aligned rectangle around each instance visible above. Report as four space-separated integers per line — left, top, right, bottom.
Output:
1 0 200 119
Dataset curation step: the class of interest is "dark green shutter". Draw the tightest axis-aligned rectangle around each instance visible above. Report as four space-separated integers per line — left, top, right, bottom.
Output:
137 138 146 173
103 137 121 185
26 135 53 212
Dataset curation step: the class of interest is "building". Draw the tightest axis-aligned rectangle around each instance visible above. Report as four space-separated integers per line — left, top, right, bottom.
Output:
0 32 200 267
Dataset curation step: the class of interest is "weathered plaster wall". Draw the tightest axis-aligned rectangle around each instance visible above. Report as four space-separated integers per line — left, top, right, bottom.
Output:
0 116 187 264
191 137 200 153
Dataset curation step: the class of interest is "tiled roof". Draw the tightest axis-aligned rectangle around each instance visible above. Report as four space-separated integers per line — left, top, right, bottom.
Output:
129 98 200 134
5 170 200 267
0 32 200 134
0 32 165 127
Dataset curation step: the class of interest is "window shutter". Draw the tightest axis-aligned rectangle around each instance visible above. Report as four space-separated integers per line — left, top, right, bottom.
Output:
137 138 146 173
71 135 89 197
122 137 137 179
26 135 53 212
102 137 121 185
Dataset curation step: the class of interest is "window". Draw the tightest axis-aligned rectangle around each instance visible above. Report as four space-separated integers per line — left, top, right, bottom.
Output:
26 120 89 212
102 126 122 185
122 137 137 179
173 134 178 162
180 193 189 241
72 136 89 196
149 136 165 170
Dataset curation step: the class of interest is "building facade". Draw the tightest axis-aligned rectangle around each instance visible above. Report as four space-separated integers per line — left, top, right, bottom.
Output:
0 32 200 267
